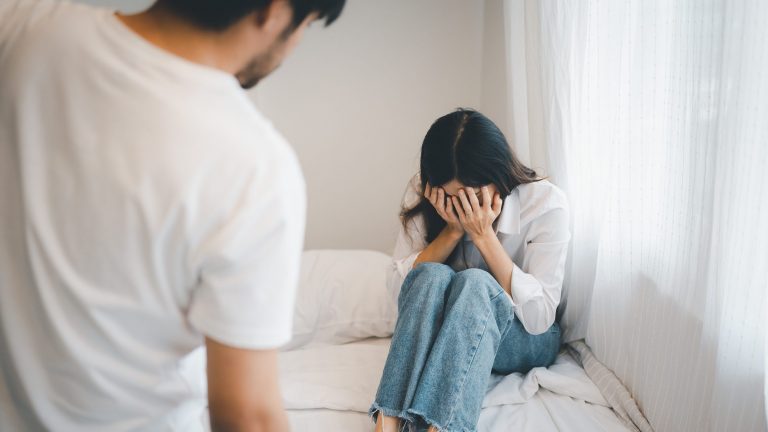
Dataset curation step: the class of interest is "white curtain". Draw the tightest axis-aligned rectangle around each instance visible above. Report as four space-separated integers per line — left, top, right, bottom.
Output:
504 1 768 431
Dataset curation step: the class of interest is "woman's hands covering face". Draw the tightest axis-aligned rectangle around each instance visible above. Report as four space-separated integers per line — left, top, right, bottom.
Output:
425 183 503 239
450 186 503 240
424 183 464 236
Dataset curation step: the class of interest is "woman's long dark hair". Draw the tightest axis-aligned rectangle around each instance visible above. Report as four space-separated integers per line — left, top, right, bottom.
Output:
402 108 541 243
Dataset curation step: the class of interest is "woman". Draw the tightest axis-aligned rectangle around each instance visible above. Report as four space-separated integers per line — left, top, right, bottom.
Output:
370 109 571 432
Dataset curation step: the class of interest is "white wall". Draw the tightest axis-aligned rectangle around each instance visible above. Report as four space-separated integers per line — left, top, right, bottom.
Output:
254 0 496 253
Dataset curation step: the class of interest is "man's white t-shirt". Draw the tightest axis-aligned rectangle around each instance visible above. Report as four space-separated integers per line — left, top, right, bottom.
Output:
0 1 306 430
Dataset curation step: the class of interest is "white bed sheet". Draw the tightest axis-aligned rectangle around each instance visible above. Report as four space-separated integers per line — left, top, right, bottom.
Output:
280 338 633 431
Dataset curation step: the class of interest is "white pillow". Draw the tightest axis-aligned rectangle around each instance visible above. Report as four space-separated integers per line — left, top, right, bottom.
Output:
283 249 397 350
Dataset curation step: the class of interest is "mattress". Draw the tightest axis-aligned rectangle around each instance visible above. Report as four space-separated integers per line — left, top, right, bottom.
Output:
279 338 634 431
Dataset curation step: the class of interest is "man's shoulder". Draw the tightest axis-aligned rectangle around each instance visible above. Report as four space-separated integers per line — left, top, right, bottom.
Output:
1 0 91 58
202 102 300 175
122 94 304 214
158 91 293 162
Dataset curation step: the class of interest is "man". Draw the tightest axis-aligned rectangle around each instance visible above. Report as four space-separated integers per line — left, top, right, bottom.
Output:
0 0 344 430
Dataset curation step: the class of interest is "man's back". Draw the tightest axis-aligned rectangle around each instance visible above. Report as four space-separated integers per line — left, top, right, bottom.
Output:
0 1 306 430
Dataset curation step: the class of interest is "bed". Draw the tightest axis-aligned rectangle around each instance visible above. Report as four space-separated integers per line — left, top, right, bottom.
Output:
281 250 638 431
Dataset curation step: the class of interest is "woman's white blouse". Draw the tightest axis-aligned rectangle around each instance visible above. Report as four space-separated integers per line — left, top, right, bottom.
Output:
388 175 571 335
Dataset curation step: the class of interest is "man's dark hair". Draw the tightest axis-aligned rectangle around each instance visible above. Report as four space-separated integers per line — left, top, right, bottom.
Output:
157 0 345 32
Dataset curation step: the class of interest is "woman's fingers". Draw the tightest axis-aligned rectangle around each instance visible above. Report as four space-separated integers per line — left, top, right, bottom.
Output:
447 196 462 223
492 193 503 216
458 189 473 215
425 183 438 209
436 188 447 214
451 197 467 224
445 197 456 220
426 184 501 228
429 184 439 206
481 186 492 210
467 187 481 212
425 184 455 224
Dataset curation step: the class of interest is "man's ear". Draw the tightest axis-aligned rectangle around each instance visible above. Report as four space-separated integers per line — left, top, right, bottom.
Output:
254 5 269 27
253 0 292 30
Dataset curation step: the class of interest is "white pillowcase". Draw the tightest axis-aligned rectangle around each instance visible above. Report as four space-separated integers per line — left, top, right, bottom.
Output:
283 249 398 351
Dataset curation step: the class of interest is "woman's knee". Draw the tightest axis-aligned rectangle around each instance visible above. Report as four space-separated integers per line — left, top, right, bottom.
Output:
453 269 501 293
446 268 507 308
455 268 495 283
405 262 455 286
399 262 455 302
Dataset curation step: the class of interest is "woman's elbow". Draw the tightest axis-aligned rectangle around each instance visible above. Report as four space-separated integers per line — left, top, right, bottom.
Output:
518 307 556 335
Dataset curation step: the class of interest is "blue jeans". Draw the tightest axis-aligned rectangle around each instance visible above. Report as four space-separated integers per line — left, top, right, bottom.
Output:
369 263 561 432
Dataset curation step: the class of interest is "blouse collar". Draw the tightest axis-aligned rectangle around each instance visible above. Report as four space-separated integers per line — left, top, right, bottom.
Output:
496 188 521 234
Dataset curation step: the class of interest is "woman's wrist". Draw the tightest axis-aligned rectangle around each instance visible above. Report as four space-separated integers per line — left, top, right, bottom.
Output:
471 230 514 295
414 224 465 267
470 229 498 249
443 225 465 240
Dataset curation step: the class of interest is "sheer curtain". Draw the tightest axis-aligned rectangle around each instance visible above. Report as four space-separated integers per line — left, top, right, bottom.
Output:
503 1 768 431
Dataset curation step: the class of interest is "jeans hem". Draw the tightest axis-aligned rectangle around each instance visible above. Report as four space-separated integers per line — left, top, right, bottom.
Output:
369 402 416 431
405 407 449 431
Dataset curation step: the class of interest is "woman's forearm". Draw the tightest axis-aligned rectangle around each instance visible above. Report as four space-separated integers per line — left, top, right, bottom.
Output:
413 226 464 267
472 231 514 297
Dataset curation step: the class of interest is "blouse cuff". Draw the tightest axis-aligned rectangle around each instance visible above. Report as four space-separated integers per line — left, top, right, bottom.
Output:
510 264 544 307
396 251 421 277
388 251 422 303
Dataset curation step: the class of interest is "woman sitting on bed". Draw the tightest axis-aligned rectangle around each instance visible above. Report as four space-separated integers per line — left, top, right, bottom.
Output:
370 108 571 432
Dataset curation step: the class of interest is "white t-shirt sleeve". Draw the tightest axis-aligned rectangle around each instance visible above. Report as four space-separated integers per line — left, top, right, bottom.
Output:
187 148 306 350
509 206 571 335
388 175 427 303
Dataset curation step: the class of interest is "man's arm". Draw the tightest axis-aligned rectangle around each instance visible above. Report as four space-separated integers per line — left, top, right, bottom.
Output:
206 337 290 432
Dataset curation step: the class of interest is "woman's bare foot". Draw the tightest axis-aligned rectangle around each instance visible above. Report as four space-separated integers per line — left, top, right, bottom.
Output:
375 413 402 432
